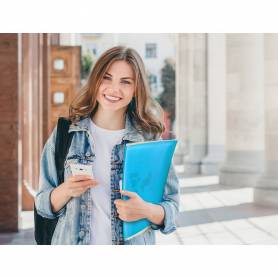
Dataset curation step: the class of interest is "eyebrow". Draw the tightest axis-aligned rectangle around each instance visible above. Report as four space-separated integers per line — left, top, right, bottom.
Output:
105 72 134 80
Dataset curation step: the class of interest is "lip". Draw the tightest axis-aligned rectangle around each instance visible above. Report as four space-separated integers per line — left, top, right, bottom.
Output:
103 94 123 101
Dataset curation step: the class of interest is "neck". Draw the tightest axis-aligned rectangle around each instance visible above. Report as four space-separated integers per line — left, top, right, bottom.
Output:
92 107 126 130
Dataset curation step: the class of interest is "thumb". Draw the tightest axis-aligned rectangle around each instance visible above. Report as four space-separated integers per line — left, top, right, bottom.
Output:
120 190 137 198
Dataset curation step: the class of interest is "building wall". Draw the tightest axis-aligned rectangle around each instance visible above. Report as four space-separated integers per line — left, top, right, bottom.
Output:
0 34 19 232
0 33 54 231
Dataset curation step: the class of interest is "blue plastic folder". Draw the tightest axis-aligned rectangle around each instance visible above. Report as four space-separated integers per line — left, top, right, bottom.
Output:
121 139 177 240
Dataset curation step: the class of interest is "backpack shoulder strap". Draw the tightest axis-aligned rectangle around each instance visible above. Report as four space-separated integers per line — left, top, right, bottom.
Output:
55 117 74 185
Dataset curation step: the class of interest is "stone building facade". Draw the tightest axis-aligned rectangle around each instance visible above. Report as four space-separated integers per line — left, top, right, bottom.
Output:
175 33 278 207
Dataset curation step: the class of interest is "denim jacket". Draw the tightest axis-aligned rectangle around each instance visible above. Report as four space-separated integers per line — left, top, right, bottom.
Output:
35 115 180 245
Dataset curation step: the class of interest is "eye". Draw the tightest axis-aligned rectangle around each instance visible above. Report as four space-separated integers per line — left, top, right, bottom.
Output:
121 80 131 85
103 76 111 80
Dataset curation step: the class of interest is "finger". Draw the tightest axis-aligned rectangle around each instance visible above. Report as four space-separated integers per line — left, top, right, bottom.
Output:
117 211 128 220
117 206 139 216
120 190 137 198
70 188 88 197
79 179 98 187
117 207 137 215
114 199 127 207
118 213 134 222
74 183 94 193
116 207 125 215
72 184 97 191
69 175 94 182
117 214 125 221
70 179 98 189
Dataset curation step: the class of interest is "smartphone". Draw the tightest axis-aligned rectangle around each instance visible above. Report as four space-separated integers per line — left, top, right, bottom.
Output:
70 163 94 178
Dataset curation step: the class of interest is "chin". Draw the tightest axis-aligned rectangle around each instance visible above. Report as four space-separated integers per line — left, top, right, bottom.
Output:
101 104 127 113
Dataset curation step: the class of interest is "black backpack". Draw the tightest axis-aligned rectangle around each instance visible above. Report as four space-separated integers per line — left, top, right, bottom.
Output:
34 117 74 245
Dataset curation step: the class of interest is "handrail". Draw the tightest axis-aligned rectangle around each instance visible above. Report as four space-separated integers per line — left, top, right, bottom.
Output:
23 180 37 198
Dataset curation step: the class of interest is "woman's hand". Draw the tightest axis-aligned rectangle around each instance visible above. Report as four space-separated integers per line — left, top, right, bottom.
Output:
114 190 165 225
114 190 149 222
62 174 98 198
50 174 98 213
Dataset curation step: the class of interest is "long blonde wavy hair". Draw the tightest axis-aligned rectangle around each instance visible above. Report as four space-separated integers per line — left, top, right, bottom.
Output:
69 46 165 137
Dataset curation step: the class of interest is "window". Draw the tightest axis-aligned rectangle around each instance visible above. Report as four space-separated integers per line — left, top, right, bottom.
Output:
53 58 65 71
148 74 158 90
53 91 65 105
145 43 157 58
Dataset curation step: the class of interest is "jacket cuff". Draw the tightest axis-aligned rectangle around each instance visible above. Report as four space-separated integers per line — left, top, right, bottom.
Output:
35 188 66 219
150 201 177 234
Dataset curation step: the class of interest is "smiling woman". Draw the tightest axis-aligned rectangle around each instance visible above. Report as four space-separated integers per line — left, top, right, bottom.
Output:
97 60 135 110
69 46 165 134
35 46 180 245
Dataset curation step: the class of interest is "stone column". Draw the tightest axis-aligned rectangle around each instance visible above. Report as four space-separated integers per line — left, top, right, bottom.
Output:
219 34 265 186
201 34 226 175
254 34 278 207
174 34 193 164
183 33 208 175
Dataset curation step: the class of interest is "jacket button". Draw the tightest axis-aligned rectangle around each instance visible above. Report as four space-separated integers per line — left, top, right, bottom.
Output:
81 204 86 211
79 230 85 238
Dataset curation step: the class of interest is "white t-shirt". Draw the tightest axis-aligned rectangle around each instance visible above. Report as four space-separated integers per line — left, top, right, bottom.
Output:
89 119 125 245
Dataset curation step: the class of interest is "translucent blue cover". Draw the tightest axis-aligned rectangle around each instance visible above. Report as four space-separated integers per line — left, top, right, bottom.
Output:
122 139 177 240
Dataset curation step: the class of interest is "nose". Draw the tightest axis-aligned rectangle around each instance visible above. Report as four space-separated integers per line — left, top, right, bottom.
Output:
106 81 120 94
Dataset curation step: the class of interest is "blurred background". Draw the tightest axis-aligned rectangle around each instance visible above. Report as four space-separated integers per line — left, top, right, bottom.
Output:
0 33 278 244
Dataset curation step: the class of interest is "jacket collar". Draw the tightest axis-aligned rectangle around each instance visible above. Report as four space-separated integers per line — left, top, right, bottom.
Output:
68 114 145 143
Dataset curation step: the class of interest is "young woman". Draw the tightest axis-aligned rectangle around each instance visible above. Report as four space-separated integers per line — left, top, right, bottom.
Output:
35 46 180 245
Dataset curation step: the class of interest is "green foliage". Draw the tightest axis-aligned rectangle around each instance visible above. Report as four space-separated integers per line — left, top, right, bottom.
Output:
157 58 176 122
81 52 94 80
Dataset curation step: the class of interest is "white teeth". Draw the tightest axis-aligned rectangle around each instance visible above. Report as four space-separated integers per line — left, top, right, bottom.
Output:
104 95 121 101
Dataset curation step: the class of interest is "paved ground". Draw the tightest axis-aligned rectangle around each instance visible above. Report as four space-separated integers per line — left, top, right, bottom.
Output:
156 174 278 245
1 171 278 245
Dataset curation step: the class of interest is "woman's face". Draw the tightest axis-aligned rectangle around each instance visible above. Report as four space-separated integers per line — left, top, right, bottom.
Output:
96 60 135 113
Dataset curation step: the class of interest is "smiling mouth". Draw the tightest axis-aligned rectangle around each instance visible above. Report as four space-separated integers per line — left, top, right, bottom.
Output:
103 94 122 103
